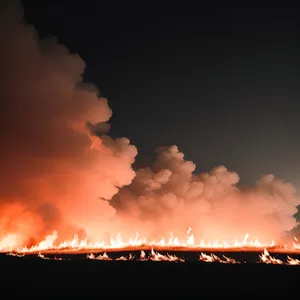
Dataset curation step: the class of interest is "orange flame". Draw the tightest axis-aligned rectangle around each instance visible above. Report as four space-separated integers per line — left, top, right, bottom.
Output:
259 248 284 264
0 227 282 253
199 253 240 264
1 227 300 254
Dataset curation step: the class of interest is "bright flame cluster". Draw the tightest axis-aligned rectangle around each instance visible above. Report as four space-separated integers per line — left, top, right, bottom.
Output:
85 249 300 265
7 248 300 265
1 227 300 253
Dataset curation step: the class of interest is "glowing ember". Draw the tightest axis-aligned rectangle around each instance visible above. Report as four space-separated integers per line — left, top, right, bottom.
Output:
6 252 25 258
38 253 64 261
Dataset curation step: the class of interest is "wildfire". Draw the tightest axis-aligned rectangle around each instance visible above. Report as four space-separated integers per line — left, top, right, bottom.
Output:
7 248 299 265
1 227 300 254
84 249 300 265
0 227 282 253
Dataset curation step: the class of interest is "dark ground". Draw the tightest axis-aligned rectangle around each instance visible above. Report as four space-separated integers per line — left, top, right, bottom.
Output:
1 251 299 296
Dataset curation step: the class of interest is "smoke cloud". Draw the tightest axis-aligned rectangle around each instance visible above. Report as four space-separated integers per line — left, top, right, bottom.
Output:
0 1 299 247
0 0 137 246
111 146 300 242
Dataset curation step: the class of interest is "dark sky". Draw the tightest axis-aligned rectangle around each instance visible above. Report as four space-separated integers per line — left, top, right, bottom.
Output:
22 1 299 186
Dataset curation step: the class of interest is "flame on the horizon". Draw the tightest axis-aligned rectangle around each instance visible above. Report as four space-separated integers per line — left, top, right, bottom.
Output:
2 227 300 254
56 249 300 265
0 227 279 253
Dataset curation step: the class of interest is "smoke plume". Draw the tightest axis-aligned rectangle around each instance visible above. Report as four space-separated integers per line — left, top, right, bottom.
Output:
111 146 300 242
0 1 299 247
0 1 137 246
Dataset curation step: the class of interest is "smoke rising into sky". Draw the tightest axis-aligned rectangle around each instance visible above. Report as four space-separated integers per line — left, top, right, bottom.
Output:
0 1 137 245
0 1 299 247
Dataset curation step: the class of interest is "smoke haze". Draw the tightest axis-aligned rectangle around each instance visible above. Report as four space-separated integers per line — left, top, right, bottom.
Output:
0 1 299 247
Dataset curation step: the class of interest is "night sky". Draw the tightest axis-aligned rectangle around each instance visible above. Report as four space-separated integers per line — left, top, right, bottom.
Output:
22 1 299 187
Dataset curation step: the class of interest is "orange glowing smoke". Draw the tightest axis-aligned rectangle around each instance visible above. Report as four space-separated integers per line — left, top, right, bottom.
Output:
0 203 44 248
